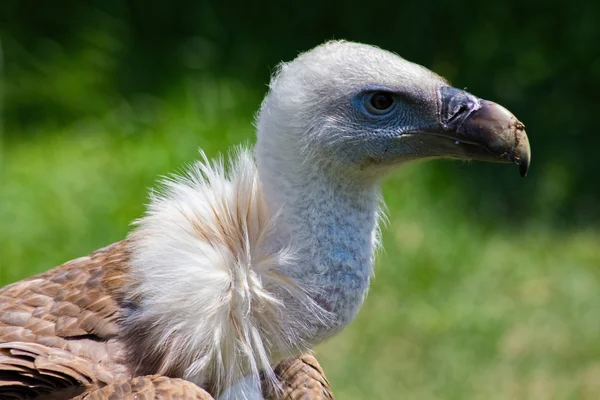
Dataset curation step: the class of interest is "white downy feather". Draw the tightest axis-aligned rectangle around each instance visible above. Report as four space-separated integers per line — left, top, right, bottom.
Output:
128 148 330 398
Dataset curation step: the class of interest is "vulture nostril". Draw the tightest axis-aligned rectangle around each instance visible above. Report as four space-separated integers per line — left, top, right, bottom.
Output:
439 87 480 129
449 104 469 123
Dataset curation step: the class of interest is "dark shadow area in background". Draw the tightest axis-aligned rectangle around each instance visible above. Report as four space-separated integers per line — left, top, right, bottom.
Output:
1 0 599 227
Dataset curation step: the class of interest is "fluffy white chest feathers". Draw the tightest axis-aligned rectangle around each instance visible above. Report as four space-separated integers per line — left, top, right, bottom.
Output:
125 149 380 398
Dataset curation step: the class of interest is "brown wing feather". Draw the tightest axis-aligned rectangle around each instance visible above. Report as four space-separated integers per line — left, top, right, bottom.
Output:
0 241 129 341
0 242 131 397
0 342 115 399
71 375 214 400
265 354 335 400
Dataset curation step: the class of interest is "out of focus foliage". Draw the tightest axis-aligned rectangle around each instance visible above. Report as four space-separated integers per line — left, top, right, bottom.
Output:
2 0 599 225
1 1 599 399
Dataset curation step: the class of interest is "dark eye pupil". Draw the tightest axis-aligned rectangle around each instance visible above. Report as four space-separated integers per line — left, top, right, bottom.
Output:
370 93 394 110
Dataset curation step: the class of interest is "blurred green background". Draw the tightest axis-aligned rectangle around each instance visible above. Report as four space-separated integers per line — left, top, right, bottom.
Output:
1 1 599 399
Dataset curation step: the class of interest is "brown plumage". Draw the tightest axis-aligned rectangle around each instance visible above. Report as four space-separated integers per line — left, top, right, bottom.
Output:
70 376 213 400
0 241 334 399
265 355 334 400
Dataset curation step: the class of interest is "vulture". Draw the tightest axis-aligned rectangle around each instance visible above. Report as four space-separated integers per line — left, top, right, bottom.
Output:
0 40 530 399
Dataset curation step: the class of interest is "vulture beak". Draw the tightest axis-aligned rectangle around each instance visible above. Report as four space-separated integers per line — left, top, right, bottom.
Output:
437 87 531 177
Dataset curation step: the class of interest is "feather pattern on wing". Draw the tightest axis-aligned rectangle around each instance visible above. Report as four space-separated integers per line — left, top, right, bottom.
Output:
265 355 334 400
0 342 115 399
71 375 214 400
0 242 131 398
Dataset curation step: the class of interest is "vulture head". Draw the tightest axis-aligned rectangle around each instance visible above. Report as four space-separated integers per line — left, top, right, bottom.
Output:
256 41 530 183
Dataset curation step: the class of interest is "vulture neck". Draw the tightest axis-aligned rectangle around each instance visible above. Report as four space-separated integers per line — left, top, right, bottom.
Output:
255 134 381 337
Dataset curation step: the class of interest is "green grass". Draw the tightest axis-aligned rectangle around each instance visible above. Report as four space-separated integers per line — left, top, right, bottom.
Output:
1 79 599 400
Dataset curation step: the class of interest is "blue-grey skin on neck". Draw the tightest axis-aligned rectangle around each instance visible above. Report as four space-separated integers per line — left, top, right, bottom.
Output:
259 154 381 339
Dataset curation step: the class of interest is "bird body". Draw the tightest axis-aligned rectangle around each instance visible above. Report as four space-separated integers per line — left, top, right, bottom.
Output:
0 41 530 399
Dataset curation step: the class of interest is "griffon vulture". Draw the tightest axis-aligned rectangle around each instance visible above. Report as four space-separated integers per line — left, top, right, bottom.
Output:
0 41 530 399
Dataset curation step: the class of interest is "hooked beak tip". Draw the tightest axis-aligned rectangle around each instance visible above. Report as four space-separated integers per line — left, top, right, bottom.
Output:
512 121 531 177
458 99 531 177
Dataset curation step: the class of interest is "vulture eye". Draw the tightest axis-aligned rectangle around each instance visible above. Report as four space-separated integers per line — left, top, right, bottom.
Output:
365 92 396 115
